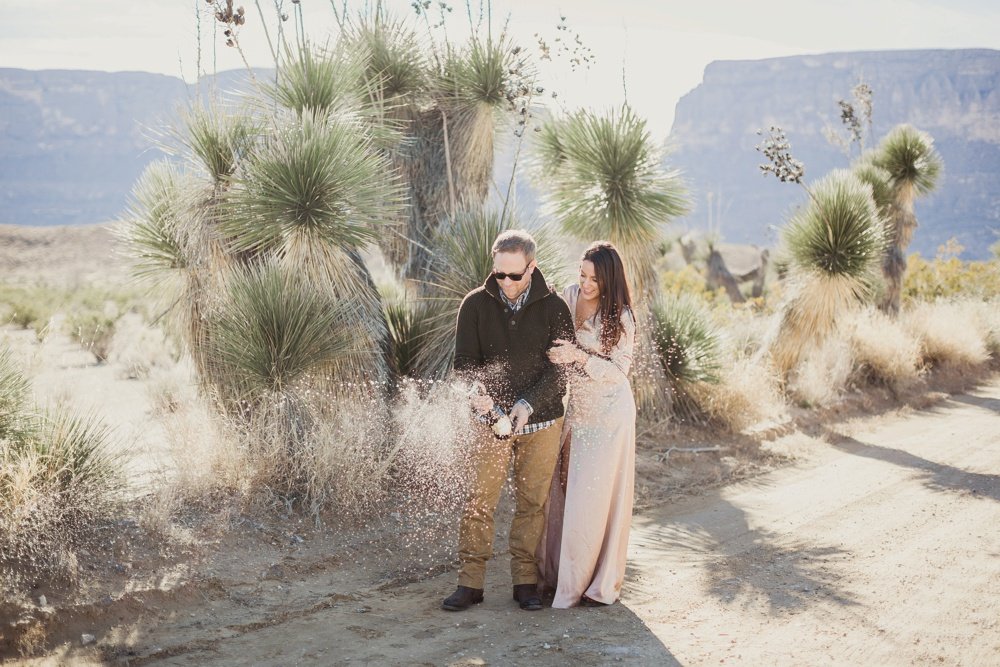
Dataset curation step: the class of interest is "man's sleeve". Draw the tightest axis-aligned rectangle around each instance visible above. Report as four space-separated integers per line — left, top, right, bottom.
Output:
519 297 574 416
453 294 480 375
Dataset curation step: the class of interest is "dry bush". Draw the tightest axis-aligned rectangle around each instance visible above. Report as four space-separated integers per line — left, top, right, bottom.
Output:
903 300 989 369
109 312 179 379
65 309 120 363
1 399 126 599
787 335 853 407
151 385 395 524
845 307 922 390
684 356 786 433
967 298 1000 360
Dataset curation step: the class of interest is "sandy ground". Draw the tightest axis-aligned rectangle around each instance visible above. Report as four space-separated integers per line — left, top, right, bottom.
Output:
2 224 999 665
3 378 994 666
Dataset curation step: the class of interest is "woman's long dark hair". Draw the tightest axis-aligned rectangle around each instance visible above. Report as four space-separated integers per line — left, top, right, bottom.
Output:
582 241 633 354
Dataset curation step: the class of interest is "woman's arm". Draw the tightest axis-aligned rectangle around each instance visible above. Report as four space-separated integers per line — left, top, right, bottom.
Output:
580 309 635 383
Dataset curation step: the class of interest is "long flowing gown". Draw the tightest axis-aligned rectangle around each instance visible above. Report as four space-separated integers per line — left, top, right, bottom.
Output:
538 284 637 608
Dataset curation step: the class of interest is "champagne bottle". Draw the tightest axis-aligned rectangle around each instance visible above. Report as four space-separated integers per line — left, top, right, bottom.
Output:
485 405 513 440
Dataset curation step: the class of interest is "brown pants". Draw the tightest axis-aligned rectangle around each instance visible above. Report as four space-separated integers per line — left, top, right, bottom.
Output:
457 419 563 589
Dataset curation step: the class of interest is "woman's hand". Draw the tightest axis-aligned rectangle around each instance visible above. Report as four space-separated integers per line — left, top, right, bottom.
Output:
548 339 587 365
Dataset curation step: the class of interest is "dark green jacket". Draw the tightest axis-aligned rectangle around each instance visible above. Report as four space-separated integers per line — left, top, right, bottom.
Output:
454 268 574 424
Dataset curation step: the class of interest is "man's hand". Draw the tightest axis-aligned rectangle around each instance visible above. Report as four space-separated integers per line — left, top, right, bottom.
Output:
470 393 494 415
509 401 531 434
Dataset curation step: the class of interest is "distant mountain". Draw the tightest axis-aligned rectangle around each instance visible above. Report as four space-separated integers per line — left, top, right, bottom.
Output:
666 49 1000 260
3 51 999 259
0 69 185 227
0 68 265 229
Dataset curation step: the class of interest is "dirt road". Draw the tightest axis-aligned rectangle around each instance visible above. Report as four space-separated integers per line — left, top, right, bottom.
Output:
57 378 985 667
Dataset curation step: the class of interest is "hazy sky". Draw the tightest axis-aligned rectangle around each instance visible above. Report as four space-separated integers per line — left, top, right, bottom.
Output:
3 0 999 138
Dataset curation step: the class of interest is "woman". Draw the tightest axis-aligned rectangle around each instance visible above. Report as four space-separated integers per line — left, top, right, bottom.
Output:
538 241 637 608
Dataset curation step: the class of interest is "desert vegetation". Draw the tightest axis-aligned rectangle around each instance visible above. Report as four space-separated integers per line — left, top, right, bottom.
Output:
2 3 999 659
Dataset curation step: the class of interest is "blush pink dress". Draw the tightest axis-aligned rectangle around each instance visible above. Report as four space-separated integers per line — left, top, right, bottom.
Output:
538 284 637 608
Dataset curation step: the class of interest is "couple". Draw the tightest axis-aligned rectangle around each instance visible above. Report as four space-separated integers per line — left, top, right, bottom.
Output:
442 230 637 612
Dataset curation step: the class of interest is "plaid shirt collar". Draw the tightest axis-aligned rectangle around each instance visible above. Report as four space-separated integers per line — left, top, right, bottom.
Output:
498 280 532 312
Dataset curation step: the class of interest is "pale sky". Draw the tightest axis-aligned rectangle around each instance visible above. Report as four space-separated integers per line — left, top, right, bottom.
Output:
2 0 999 139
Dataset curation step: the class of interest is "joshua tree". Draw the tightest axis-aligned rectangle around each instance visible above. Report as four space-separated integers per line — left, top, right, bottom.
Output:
343 13 536 286
534 106 690 415
867 124 943 315
768 170 887 376
535 106 688 300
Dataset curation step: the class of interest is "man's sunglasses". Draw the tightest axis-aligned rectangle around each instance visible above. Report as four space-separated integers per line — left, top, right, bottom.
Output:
492 265 530 281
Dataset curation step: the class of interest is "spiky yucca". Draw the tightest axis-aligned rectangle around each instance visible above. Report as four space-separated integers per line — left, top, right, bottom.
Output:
869 124 943 315
2 350 124 592
0 347 29 441
120 161 194 283
650 293 723 386
219 113 402 255
205 259 354 402
268 44 361 117
177 104 259 184
345 15 428 104
534 105 688 299
769 170 887 376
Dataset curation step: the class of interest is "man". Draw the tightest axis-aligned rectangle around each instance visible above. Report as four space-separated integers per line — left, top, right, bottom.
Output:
442 229 574 612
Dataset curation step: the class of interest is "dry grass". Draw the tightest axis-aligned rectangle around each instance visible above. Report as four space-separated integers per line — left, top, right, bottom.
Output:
110 312 180 380
968 297 1000 360
845 307 923 391
903 300 990 369
684 356 786 433
787 335 854 407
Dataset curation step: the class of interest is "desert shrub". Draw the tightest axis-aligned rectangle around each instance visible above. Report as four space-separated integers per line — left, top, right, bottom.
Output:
0 349 125 596
903 301 990 369
650 293 723 386
787 335 853 407
0 285 58 334
66 310 120 363
767 170 886 376
683 356 785 432
660 264 730 307
969 298 1000 359
109 312 179 379
845 307 922 390
903 253 1000 302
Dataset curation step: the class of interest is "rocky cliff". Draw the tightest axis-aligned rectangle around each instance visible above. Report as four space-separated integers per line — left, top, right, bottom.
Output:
667 49 1000 259
3 51 999 260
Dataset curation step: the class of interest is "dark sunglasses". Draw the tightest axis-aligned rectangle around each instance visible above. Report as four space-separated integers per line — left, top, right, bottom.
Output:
492 265 530 281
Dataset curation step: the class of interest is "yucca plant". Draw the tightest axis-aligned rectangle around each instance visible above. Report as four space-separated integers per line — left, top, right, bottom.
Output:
382 285 442 380
534 105 689 299
205 259 355 410
869 124 943 315
216 111 403 385
345 14 429 105
120 161 195 282
0 347 29 441
413 208 566 378
2 350 124 594
851 159 894 221
535 105 689 417
650 293 723 385
268 43 362 118
177 104 259 185
219 113 401 254
768 169 887 376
